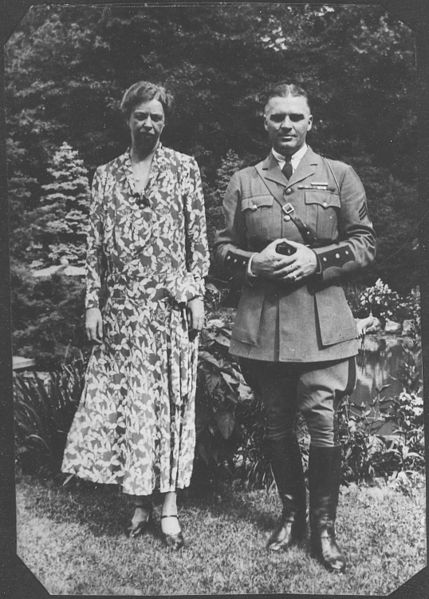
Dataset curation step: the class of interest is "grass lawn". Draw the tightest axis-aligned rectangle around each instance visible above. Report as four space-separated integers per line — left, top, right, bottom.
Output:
16 473 426 595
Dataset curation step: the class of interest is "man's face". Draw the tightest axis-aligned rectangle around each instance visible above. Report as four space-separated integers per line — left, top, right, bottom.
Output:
128 98 165 153
264 95 312 156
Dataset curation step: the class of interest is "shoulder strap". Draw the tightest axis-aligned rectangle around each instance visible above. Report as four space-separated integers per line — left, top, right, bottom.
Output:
253 162 285 209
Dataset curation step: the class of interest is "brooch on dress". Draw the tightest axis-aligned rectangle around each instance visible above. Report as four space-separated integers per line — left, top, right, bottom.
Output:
133 192 150 208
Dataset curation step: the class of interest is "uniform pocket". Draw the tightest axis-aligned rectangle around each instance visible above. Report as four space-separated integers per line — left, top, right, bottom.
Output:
241 195 274 239
231 285 265 346
314 284 357 346
304 191 341 241
241 195 274 211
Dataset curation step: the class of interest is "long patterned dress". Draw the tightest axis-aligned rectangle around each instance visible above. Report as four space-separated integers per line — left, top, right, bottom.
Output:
61 144 209 495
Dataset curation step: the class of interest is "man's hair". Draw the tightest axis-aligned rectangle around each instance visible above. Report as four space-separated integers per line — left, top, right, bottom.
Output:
264 81 311 113
120 81 174 120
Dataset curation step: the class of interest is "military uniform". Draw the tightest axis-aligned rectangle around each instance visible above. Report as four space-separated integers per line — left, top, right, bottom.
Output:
215 147 375 360
214 146 376 571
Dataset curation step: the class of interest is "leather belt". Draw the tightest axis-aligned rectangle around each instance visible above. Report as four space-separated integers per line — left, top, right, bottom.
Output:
282 203 317 246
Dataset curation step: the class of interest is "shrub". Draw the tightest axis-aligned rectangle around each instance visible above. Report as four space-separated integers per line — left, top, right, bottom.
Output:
12 267 87 369
30 141 90 268
14 359 85 474
357 278 421 324
13 287 424 490
339 331 424 484
193 316 271 490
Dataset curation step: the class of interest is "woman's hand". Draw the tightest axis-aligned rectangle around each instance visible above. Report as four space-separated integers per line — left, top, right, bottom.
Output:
187 297 205 339
85 307 103 344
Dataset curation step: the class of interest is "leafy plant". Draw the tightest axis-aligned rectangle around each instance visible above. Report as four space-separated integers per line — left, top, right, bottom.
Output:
12 269 87 369
194 318 262 488
357 278 421 324
14 359 85 474
339 328 424 484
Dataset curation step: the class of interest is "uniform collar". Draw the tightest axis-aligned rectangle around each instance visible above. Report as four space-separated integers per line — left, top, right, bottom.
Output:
259 145 322 189
271 143 308 169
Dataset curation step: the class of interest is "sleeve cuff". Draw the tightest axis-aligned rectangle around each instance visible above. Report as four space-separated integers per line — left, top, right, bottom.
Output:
246 253 258 282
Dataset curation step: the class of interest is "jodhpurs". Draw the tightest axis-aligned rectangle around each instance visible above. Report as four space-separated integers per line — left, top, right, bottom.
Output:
240 357 356 447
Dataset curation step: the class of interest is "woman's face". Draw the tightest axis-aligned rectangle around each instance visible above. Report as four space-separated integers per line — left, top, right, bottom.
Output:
128 98 165 154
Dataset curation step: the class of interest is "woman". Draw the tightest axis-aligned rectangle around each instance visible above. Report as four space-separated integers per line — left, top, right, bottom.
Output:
62 81 209 549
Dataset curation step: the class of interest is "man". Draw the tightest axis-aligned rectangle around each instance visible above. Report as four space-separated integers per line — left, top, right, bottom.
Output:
214 82 375 572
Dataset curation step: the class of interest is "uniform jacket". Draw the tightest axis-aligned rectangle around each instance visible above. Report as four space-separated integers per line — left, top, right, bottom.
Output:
214 147 376 362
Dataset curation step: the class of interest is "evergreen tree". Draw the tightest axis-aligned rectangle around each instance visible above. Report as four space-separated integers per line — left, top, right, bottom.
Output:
31 142 90 268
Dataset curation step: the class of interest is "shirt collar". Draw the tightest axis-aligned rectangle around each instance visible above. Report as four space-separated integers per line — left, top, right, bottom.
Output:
272 143 308 169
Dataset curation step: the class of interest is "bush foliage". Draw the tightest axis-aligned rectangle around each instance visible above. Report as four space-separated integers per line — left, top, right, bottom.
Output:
14 288 424 491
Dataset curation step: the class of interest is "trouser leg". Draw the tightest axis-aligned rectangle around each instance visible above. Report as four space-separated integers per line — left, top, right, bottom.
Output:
299 357 356 572
240 360 306 550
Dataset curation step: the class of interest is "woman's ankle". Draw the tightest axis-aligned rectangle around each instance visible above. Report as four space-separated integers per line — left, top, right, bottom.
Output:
132 494 152 510
161 491 178 517
161 514 181 535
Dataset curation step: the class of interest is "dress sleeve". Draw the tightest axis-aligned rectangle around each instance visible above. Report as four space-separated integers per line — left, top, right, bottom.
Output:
173 157 210 304
85 166 105 310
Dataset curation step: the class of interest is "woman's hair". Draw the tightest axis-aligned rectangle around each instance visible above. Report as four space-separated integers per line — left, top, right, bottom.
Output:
264 81 311 113
120 81 174 120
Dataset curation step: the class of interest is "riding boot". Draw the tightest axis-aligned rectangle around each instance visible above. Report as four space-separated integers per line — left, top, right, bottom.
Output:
266 434 307 551
309 445 346 572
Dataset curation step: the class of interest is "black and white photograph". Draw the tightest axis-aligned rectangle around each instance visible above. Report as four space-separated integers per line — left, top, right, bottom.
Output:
1 1 428 596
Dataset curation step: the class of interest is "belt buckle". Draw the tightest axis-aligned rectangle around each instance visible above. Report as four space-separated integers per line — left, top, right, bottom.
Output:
282 203 294 216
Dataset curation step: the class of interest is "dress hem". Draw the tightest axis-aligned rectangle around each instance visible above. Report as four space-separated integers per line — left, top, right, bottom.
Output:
61 469 192 495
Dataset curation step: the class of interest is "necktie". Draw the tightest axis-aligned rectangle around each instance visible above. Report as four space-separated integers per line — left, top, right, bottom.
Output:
282 157 293 180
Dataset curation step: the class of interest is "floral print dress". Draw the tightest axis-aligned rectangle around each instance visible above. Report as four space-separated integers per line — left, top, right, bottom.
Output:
62 144 209 495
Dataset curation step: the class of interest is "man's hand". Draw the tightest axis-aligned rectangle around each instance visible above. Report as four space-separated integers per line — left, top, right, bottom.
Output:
251 239 318 282
85 307 103 344
187 297 205 339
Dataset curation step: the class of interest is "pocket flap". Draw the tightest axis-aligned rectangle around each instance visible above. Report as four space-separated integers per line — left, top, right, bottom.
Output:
241 195 274 211
304 191 340 208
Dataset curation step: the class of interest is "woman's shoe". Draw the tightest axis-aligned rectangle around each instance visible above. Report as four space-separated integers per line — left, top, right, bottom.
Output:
127 507 153 538
161 515 184 550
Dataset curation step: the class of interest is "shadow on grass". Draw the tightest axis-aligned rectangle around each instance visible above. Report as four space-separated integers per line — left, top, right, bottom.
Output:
185 483 280 532
16 472 280 540
17 475 280 538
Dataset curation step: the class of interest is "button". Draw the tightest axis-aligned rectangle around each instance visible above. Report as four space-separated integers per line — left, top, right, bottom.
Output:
285 188 293 195
323 257 327 262
251 204 257 211
323 202 328 207
335 253 340 259
284 215 291 221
